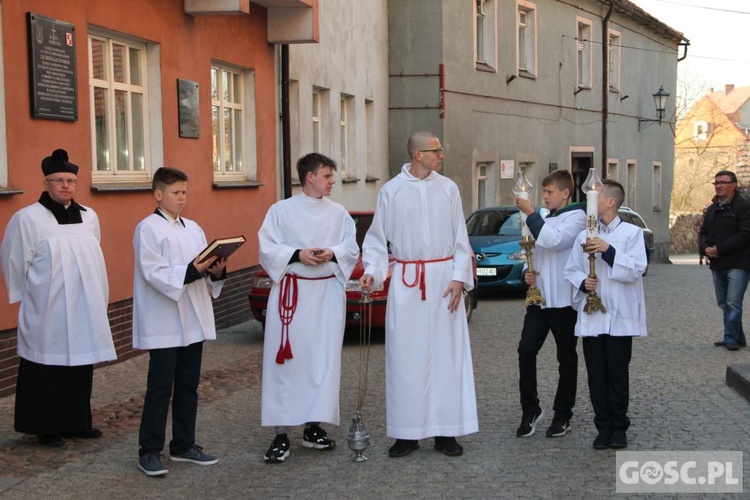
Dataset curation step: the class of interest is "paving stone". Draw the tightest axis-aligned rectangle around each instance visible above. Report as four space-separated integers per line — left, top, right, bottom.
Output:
0 261 748 498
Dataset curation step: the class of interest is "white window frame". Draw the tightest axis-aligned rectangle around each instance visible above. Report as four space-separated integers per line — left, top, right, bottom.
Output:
652 162 662 211
89 31 153 182
211 63 256 182
339 94 349 178
693 120 709 142
365 99 374 179
626 160 637 208
576 17 593 90
608 29 621 92
517 1 537 77
476 162 489 210
312 89 322 153
607 159 619 181
476 0 496 70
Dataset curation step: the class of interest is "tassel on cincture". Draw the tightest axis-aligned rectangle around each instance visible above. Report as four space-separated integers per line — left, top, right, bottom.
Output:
276 346 286 364
284 339 293 360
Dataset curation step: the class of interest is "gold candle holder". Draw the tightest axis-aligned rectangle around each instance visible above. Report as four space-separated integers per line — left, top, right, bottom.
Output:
519 236 545 307
582 240 607 315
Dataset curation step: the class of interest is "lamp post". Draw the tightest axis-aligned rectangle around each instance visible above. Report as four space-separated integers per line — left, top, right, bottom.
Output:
638 85 670 129
513 170 545 307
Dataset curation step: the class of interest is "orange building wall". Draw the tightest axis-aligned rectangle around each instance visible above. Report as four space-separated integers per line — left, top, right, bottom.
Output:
0 0 279 331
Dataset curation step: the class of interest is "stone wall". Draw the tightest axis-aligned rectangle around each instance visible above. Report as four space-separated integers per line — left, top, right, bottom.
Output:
669 212 703 254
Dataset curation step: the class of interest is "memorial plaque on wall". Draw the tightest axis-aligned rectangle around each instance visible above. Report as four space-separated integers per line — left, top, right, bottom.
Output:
28 13 78 121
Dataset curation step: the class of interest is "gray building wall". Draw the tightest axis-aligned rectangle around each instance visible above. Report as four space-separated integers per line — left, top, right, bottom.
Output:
288 0 389 211
388 0 683 262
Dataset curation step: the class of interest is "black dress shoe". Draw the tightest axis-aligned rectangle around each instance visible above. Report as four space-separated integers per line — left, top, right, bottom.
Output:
75 428 103 439
593 431 611 450
37 434 65 447
434 436 463 456
726 344 740 351
714 341 727 347
388 439 419 457
609 430 628 449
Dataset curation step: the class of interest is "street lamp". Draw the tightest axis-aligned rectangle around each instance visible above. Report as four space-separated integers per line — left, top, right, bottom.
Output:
638 85 670 129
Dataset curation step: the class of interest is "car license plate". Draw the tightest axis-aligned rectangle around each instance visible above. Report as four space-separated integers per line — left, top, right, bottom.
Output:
476 267 496 276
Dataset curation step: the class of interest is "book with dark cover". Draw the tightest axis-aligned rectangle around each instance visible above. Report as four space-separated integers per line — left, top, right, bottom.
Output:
197 235 246 263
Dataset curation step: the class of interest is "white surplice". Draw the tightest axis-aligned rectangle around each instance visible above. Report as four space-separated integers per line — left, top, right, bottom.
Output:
362 163 478 440
564 217 648 338
530 206 587 308
132 213 224 350
0 203 116 366
259 193 358 427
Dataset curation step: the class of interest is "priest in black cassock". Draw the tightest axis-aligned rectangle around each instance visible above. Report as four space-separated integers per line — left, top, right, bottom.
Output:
0 149 116 446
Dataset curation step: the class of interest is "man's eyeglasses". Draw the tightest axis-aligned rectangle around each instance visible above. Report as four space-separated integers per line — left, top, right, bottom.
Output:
46 178 78 185
418 148 444 155
712 181 736 186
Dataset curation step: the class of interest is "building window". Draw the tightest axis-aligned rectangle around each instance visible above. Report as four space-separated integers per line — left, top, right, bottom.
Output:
312 89 321 153
626 160 637 207
365 99 374 179
607 159 618 181
476 163 489 209
339 95 354 178
212 64 255 181
476 0 496 70
576 18 593 90
89 33 149 179
517 1 537 77
693 120 709 141
608 30 621 92
652 162 662 211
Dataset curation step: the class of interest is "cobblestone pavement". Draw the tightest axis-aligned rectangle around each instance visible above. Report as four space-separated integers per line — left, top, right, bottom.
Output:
0 260 748 499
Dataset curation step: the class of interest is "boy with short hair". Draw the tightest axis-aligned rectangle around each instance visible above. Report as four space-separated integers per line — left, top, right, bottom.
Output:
258 153 358 463
133 167 227 476
564 179 647 450
515 170 586 438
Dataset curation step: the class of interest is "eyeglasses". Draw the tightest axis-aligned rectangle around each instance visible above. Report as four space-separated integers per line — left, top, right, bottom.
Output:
418 148 444 155
712 181 736 186
46 178 78 185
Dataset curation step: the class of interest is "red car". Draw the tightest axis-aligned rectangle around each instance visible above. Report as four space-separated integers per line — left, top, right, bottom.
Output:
248 212 477 330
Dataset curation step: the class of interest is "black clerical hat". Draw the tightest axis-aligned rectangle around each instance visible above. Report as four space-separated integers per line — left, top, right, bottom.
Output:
41 149 79 176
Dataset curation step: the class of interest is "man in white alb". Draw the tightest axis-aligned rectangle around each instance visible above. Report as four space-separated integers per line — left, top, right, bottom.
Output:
0 149 116 447
259 153 359 463
360 131 478 458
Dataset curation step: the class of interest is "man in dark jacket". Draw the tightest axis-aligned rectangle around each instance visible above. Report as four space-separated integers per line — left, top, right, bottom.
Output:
699 170 750 351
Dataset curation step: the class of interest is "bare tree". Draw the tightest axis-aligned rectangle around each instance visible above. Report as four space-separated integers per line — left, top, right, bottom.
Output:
671 71 737 213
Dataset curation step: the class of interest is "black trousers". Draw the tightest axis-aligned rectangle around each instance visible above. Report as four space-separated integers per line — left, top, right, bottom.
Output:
139 341 203 456
518 305 579 421
582 335 632 434
15 358 93 435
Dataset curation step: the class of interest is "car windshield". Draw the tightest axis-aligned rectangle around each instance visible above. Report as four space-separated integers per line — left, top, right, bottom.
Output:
466 210 521 237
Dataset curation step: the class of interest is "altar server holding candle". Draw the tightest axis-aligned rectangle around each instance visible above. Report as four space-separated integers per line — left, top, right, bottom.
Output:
564 179 647 451
515 170 586 439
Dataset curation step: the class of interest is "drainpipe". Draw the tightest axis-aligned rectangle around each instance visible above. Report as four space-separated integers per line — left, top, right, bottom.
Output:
601 2 613 178
281 44 292 199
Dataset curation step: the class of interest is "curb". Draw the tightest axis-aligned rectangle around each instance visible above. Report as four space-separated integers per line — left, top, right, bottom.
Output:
726 362 750 404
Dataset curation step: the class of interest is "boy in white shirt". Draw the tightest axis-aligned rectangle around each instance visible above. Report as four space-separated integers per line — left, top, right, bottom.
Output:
564 179 647 450
515 170 586 439
133 167 227 476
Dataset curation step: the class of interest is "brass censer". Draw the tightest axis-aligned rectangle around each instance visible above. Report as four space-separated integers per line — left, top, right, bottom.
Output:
347 288 373 461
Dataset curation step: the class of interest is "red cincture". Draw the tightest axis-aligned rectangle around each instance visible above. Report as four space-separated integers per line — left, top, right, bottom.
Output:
397 256 452 301
276 273 335 364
